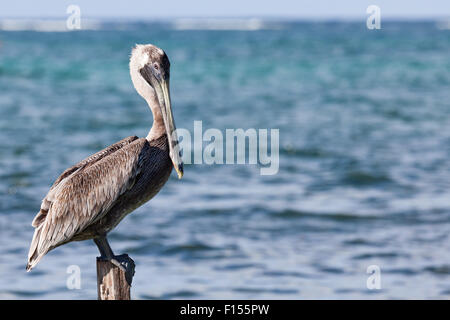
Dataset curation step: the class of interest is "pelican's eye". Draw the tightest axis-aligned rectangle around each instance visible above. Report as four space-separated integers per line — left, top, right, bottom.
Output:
153 63 159 70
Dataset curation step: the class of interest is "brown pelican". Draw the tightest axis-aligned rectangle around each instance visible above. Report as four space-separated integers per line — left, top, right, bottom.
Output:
26 44 183 282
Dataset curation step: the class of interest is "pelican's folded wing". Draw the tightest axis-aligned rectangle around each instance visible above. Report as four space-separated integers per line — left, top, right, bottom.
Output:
27 136 147 270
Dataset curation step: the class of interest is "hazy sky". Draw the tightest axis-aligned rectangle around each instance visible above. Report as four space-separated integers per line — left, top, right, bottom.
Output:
1 0 449 19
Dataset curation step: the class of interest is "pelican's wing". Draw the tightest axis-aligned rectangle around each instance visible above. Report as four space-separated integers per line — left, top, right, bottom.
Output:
27 136 146 271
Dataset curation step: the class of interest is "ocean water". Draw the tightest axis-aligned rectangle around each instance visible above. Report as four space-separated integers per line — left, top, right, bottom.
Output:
0 20 449 299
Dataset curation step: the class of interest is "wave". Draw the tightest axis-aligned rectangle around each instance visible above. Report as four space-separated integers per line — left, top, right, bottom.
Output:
171 18 282 31
436 20 450 30
0 19 101 32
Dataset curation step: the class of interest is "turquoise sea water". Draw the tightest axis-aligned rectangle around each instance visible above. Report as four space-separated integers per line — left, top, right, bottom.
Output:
0 20 449 299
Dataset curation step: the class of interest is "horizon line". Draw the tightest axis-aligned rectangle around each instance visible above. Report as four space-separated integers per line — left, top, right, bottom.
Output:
0 15 449 21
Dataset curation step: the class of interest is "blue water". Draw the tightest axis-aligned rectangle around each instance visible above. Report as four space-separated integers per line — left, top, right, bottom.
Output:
0 20 449 299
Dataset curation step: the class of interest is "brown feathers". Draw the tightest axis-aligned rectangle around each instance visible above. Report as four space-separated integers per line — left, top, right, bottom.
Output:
27 136 148 271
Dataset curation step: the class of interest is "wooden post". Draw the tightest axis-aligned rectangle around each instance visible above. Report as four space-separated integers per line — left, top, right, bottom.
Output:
96 254 135 300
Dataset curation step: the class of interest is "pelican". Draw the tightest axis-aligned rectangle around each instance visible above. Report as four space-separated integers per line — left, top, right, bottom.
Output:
26 44 183 282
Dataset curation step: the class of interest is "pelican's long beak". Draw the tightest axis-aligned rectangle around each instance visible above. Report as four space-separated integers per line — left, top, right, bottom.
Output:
156 79 183 178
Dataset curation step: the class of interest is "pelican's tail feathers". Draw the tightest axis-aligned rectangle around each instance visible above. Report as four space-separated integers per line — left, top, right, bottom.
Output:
26 227 46 271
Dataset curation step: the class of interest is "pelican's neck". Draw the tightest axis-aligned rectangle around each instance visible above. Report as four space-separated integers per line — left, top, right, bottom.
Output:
146 99 166 141
129 55 166 141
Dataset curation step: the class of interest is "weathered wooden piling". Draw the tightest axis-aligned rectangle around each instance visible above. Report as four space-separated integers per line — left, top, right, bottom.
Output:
96 254 135 300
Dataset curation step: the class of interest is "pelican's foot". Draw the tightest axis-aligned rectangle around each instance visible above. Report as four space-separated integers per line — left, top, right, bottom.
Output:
99 254 136 286
113 254 135 286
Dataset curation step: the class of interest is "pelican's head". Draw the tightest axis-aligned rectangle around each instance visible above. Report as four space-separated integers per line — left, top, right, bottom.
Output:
130 44 183 178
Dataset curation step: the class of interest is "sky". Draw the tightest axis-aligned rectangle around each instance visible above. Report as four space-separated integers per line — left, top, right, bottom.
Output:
0 0 449 19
